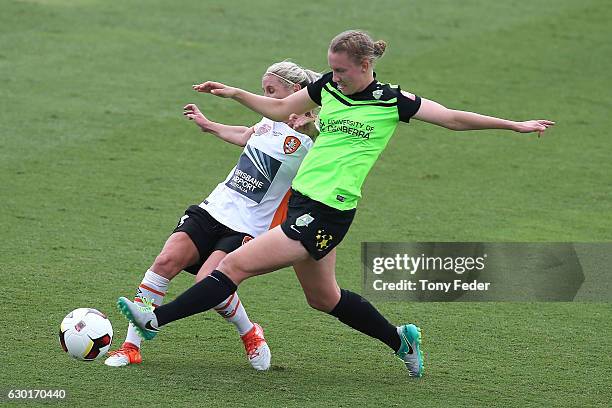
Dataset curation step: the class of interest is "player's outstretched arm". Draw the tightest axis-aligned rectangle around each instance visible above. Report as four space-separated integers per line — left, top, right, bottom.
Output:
412 95 555 137
193 81 317 122
183 103 252 147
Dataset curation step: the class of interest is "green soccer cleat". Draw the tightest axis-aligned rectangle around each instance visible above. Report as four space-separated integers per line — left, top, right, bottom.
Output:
396 324 424 378
116 296 159 340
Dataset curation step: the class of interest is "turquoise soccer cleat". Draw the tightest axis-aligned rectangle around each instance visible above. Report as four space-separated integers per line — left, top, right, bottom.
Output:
116 296 159 340
396 324 424 378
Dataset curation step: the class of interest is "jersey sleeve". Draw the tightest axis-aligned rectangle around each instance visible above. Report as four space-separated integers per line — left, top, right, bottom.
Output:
397 87 422 123
307 72 332 106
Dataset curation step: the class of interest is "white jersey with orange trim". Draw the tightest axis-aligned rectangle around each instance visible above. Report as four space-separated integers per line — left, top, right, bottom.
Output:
200 117 313 237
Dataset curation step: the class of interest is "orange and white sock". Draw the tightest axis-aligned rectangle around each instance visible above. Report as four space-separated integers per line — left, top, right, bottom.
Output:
214 292 253 336
124 269 169 348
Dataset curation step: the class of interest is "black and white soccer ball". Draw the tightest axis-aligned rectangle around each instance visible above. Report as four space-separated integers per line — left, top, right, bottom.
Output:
59 308 113 361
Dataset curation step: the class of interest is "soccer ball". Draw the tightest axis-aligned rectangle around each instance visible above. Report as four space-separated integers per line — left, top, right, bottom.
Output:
59 308 113 361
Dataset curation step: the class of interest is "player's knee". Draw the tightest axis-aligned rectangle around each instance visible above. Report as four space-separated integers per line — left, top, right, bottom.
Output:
305 294 336 313
217 254 247 285
151 252 181 279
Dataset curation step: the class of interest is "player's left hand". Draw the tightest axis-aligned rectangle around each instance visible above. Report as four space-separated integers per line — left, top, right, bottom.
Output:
183 103 210 130
288 113 319 138
287 113 313 130
514 120 555 137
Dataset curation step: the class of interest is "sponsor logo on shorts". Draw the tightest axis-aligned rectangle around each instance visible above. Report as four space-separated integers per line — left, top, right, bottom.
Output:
403 91 416 101
315 229 333 251
242 235 253 245
283 136 301 154
177 214 189 228
290 213 314 234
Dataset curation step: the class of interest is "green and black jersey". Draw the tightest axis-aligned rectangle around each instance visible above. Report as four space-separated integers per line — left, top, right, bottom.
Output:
291 72 421 210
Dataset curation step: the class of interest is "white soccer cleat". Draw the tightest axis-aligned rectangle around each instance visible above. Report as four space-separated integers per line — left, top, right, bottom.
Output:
240 323 271 371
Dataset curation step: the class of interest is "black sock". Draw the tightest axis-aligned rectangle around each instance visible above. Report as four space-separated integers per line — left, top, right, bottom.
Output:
329 289 401 352
154 270 237 327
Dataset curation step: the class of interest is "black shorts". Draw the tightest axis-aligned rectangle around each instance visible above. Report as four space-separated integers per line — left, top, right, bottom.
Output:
280 189 356 260
173 205 253 274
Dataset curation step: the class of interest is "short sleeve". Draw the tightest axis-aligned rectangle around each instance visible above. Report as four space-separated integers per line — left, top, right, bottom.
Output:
307 72 332 106
397 87 422 123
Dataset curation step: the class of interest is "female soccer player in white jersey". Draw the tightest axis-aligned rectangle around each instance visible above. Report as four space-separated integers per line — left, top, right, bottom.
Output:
105 61 320 370
118 30 554 377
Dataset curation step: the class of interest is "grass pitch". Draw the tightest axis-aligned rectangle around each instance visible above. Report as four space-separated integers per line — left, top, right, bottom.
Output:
1 0 611 406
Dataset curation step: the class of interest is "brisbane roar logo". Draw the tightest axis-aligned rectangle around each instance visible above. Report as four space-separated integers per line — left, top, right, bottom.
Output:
283 136 301 154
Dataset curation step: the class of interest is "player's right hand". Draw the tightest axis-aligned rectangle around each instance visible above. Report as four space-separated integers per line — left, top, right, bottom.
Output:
192 81 238 98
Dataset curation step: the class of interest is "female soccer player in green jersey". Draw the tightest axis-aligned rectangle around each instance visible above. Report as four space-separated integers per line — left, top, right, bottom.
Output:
118 30 554 377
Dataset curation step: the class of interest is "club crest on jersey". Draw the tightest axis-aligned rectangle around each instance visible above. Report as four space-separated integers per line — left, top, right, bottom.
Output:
255 124 271 136
372 89 383 100
283 136 301 154
242 235 253 245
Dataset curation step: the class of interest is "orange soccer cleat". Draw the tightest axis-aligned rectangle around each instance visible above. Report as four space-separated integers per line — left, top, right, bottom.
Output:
240 323 271 371
104 342 142 367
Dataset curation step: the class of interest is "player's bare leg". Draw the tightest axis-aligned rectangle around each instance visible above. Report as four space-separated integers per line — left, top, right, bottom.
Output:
218 226 311 284
292 249 340 312
195 250 226 283
152 232 200 280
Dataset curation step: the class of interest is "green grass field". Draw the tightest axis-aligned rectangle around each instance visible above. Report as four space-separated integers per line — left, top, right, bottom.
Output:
1 0 611 406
